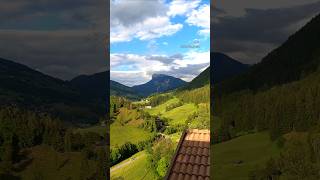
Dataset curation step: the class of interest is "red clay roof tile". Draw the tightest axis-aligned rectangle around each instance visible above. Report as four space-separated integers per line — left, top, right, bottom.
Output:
166 129 210 179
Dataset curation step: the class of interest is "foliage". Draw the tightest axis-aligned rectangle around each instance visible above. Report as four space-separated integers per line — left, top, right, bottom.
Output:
148 93 174 107
177 85 209 104
147 138 175 178
215 71 320 141
110 142 138 166
250 131 320 180
165 101 183 112
0 106 106 177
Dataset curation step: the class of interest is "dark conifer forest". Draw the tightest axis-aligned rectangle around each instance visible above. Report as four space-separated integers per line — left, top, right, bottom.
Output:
213 13 320 179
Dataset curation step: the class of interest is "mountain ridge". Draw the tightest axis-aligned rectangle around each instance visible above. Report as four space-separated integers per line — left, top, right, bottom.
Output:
132 74 187 97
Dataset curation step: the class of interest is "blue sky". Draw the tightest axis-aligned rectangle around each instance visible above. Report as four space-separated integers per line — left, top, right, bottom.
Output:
110 0 210 86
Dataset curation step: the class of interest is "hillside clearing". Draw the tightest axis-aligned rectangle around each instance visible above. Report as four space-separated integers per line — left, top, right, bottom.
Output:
163 103 197 125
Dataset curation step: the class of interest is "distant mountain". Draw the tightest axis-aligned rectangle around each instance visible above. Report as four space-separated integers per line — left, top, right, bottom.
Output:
110 80 140 100
216 13 320 96
70 71 107 100
132 74 187 97
181 52 249 90
212 52 249 83
0 58 104 124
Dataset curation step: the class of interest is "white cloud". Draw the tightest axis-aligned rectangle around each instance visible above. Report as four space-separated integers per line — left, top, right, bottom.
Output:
111 16 183 43
110 50 210 86
186 4 210 36
167 0 201 17
110 0 185 43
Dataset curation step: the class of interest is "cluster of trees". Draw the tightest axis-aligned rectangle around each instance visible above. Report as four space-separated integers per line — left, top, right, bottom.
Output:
110 96 132 121
146 138 175 179
110 142 138 166
214 70 320 178
250 128 320 179
187 103 210 129
165 101 183 112
110 134 157 166
149 94 173 107
177 85 209 104
215 72 320 142
0 106 107 179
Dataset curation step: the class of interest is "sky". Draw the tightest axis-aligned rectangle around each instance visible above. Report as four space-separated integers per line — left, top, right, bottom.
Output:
110 0 210 87
212 0 320 64
0 0 107 80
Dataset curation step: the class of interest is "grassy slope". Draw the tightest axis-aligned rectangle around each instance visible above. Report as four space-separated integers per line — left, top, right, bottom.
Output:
212 132 280 180
163 103 197 125
110 151 157 180
16 145 96 180
110 123 152 148
146 97 180 116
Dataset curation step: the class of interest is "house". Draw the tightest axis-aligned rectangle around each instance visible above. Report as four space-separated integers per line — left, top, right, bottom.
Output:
145 105 152 109
165 129 210 180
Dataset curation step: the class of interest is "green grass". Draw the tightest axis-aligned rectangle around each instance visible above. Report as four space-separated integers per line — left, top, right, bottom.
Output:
110 123 152 148
212 132 280 180
111 151 157 180
168 132 183 143
146 97 180 116
16 145 96 180
163 103 197 125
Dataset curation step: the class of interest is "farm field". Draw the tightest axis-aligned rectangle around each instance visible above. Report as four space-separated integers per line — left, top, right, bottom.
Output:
212 132 280 180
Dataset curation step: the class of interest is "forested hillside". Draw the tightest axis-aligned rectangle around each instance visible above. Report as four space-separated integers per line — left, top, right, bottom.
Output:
181 52 248 90
0 106 108 179
132 74 186 97
0 58 105 124
215 14 320 96
110 80 141 100
212 13 320 179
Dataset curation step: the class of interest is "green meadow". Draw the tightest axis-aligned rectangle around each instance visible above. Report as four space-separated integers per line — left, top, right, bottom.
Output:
146 97 180 116
110 122 153 148
110 151 157 180
163 103 197 125
212 132 280 180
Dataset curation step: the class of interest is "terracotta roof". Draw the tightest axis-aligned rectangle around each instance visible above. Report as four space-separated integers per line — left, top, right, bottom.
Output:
165 129 210 180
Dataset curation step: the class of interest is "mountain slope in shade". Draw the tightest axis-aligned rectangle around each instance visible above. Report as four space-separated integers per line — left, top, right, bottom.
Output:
70 71 107 100
212 52 249 83
71 71 141 100
110 80 141 100
216 13 320 96
0 58 104 124
181 52 249 90
0 58 80 104
132 74 187 97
